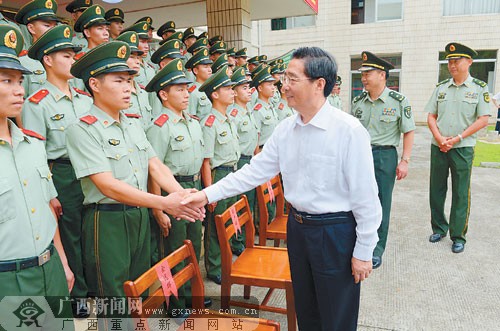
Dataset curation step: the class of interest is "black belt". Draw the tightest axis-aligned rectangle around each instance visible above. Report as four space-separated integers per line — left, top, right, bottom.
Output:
371 145 395 150
240 154 252 161
85 203 140 211
174 173 201 182
215 163 237 172
48 158 72 165
290 207 354 225
0 244 54 272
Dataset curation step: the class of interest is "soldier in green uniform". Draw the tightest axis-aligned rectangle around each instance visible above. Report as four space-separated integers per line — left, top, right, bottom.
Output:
116 31 154 130
209 41 226 62
151 38 183 69
269 59 284 109
252 66 278 150
145 58 211 309
65 41 204 328
328 76 343 110
208 35 223 47
235 47 248 67
247 55 259 73
200 65 241 284
157 21 176 41
66 0 93 50
74 4 109 52
182 27 197 62
14 0 59 98
350 51 415 268
134 17 158 70
227 47 237 68
186 48 213 120
212 53 230 74
185 37 208 81
275 78 295 122
105 8 125 40
426 43 490 253
21 24 93 318
0 24 74 331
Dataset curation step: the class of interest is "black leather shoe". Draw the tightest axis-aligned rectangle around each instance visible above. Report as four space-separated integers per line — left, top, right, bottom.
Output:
429 233 445 243
72 299 90 319
232 247 244 256
372 256 382 269
186 297 213 308
452 242 465 253
208 274 222 285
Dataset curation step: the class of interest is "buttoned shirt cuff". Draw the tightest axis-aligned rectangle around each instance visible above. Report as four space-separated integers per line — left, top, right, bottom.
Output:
353 241 375 262
204 185 224 204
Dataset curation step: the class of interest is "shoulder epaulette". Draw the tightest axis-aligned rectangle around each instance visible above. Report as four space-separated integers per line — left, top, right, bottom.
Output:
73 87 91 97
473 78 487 88
28 89 49 104
278 103 284 110
188 114 200 121
125 113 141 119
80 115 98 125
19 50 28 57
21 129 45 140
352 91 367 104
154 114 169 127
204 114 216 127
138 84 146 90
254 103 262 111
230 108 238 117
188 85 196 93
436 78 450 87
74 52 86 60
389 90 405 102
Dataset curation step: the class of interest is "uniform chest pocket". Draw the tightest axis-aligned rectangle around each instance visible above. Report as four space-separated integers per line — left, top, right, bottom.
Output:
170 137 191 152
0 177 16 223
380 115 398 123
199 97 211 107
135 139 150 170
262 114 276 126
103 146 129 179
216 129 233 145
36 165 53 203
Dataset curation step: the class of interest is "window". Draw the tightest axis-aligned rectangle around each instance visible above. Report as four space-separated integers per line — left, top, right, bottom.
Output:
352 0 403 24
438 50 497 93
350 54 402 101
443 0 500 16
271 15 316 31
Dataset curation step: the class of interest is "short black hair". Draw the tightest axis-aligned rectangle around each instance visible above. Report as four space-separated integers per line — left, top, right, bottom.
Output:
292 47 337 98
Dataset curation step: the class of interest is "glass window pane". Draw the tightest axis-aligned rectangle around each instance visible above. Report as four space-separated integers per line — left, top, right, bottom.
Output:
377 0 402 21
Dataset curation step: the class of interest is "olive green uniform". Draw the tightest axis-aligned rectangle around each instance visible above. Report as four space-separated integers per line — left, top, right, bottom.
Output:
202 109 241 278
136 60 160 116
19 52 46 98
188 81 213 120
425 75 491 244
276 98 295 122
351 87 415 257
66 106 156 298
328 94 343 111
72 32 88 50
22 81 93 299
128 81 154 130
253 98 278 147
0 120 73 330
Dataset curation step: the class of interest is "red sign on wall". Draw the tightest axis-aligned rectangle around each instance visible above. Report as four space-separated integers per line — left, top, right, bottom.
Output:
304 0 319 13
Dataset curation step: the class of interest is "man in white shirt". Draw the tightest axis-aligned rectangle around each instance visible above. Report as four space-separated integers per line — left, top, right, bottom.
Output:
183 47 381 331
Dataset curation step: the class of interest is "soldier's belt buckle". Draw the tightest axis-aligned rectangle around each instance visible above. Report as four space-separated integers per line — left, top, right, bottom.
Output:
193 173 200 181
38 249 51 266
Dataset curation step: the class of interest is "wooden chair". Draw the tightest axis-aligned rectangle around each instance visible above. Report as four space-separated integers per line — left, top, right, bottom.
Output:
256 175 288 247
215 196 296 331
123 240 280 331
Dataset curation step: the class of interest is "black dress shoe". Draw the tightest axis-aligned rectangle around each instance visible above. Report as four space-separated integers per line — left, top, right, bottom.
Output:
186 297 213 308
452 242 465 253
208 274 222 285
429 233 445 243
72 299 90 319
372 256 382 269
232 247 244 256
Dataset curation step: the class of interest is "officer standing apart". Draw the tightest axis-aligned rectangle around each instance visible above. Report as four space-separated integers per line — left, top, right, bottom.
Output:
183 47 382 331
426 43 490 253
0 25 74 331
351 52 415 269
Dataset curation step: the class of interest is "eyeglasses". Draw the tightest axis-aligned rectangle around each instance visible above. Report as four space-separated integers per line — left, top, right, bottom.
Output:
280 74 315 85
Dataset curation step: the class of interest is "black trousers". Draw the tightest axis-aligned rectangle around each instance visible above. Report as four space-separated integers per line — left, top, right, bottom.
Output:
287 212 360 331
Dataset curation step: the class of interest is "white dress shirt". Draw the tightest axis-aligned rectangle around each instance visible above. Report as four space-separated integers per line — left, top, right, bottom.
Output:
204 100 382 261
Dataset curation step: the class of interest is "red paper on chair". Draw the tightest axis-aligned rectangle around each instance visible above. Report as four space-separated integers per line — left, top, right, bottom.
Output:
155 259 178 308
230 206 242 235
267 181 275 202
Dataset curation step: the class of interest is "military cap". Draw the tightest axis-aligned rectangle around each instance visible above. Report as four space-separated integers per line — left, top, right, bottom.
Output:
135 17 154 30
199 64 234 95
231 66 251 86
241 63 251 75
209 41 226 55
251 66 275 87
208 35 223 46
268 58 283 67
247 55 259 65
115 31 143 55
235 48 247 58
182 27 196 42
158 21 176 37
336 75 342 86
227 47 236 57
71 41 136 82
259 55 268 63
145 58 191 93
0 25 31 74
359 51 394 72
197 31 208 40
65 0 92 13
74 5 108 33
185 47 212 69
151 39 182 64
122 21 150 39
160 31 183 45
211 53 228 73
187 37 208 55
250 63 268 77
445 42 477 60
270 63 285 75
28 25 81 61
105 8 124 23
15 0 60 25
